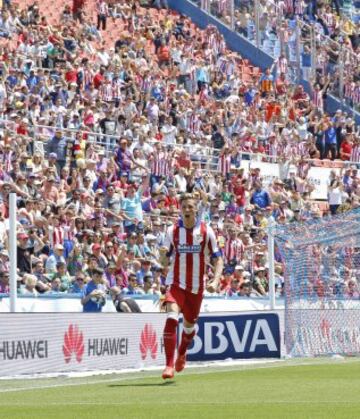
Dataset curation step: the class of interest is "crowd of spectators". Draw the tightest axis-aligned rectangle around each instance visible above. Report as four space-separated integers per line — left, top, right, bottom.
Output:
204 0 360 110
0 0 359 306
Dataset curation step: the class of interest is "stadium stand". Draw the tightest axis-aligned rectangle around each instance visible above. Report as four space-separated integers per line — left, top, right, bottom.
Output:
0 0 359 304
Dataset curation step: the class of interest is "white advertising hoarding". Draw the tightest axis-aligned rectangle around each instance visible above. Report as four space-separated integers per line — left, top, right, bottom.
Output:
0 311 285 376
0 313 166 376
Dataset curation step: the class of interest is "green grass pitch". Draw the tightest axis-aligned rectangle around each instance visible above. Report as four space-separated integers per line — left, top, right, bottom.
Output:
0 359 360 419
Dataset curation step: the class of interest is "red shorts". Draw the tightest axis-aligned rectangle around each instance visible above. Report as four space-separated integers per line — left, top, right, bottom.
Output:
164 285 203 324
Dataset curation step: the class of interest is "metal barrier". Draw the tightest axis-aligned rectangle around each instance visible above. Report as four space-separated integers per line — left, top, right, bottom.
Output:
1 117 360 168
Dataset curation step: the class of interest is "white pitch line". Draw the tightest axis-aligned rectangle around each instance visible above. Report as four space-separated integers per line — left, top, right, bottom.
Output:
0 358 356 394
0 401 357 406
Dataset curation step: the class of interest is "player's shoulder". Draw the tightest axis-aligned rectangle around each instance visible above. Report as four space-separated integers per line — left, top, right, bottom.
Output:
203 221 215 233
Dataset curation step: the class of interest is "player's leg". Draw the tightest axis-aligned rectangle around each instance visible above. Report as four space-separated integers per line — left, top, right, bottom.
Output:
162 301 180 379
175 293 202 373
175 317 196 373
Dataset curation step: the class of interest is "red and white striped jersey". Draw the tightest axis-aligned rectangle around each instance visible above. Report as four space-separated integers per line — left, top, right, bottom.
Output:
96 0 108 15
312 89 323 110
218 0 230 14
150 151 171 176
353 86 360 105
323 12 336 33
284 0 293 14
83 68 93 87
99 82 113 102
164 220 221 294
344 82 354 100
276 57 288 75
112 79 122 100
49 226 64 248
62 222 75 241
223 237 244 264
294 0 305 15
350 145 360 163
218 153 231 176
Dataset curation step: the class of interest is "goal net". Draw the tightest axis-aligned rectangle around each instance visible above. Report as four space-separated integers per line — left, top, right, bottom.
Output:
274 209 360 357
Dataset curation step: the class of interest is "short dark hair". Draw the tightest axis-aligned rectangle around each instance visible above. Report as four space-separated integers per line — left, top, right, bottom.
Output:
93 267 104 276
56 262 66 269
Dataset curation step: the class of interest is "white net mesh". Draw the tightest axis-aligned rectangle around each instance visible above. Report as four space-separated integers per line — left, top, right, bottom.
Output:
274 209 360 357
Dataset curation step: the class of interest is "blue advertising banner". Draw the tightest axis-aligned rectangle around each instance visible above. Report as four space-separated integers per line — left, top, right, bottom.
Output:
180 313 280 361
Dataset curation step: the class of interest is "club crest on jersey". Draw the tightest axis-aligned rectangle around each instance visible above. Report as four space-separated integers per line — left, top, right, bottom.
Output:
193 233 204 245
178 244 201 253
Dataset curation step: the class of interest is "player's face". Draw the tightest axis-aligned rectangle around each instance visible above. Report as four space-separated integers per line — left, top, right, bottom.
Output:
181 199 197 223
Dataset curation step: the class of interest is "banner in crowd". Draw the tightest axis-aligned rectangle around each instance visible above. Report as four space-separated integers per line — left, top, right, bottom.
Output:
243 161 281 186
307 166 340 200
182 312 281 361
0 296 284 313
239 160 335 200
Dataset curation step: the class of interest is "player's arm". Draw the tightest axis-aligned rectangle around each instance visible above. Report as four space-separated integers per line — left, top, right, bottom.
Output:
159 226 174 268
159 247 170 268
207 255 224 293
206 225 224 293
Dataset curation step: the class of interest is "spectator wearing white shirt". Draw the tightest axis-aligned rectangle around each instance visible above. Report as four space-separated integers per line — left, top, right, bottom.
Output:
161 116 178 146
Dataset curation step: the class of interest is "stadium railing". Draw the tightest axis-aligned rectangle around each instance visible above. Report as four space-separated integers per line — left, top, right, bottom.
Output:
2 118 360 170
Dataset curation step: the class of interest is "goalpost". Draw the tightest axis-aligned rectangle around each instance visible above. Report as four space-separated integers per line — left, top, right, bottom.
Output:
273 210 360 357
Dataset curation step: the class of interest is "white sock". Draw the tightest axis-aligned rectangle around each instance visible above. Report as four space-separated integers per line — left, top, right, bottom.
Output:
183 326 195 335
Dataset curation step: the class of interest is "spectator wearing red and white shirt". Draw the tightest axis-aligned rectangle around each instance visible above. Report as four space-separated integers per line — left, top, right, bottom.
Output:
223 227 244 266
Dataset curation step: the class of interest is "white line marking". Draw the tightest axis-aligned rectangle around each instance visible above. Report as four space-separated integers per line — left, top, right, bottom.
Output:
0 401 358 406
0 358 357 394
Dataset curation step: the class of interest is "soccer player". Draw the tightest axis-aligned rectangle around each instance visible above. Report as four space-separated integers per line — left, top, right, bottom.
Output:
159 193 224 379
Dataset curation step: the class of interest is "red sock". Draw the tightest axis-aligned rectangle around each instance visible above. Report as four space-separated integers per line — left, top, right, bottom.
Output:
163 318 178 368
178 330 196 356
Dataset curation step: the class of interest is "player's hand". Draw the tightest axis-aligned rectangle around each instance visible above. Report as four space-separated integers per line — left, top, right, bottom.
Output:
206 279 219 293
